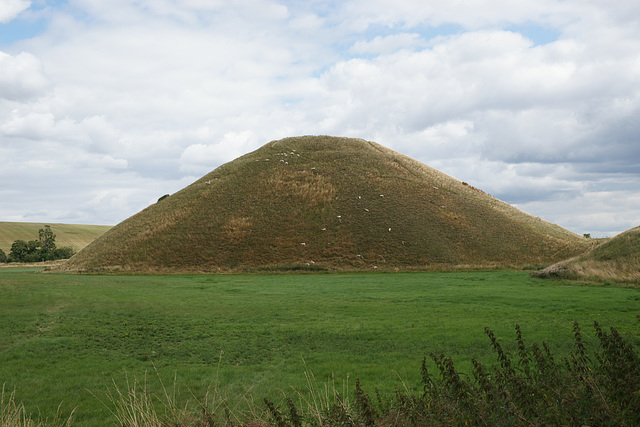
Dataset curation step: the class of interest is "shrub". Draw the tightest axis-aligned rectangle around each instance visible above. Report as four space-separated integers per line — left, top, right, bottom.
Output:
0 249 6 263
267 318 640 426
54 246 75 260
8 240 29 262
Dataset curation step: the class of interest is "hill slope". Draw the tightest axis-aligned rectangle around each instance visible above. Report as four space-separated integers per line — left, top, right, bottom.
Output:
0 222 112 254
64 136 590 272
532 225 640 283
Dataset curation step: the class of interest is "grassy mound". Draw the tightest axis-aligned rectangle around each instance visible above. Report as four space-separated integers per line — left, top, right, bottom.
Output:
0 222 111 254
532 225 640 284
64 136 590 272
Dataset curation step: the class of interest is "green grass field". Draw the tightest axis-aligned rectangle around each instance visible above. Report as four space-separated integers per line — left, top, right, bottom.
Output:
0 222 112 254
1 270 638 425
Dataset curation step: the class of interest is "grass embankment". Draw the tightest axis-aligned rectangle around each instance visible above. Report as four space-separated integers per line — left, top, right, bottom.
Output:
64 136 591 272
0 222 111 254
533 225 640 284
1 270 638 425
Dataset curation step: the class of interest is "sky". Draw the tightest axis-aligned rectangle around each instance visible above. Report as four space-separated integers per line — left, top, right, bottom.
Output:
1 0 639 238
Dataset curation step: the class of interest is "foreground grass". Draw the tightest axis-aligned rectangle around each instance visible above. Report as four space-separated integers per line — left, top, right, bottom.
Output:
0 270 638 425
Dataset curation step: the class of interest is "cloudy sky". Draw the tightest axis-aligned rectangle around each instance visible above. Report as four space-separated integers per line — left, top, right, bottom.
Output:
1 0 639 237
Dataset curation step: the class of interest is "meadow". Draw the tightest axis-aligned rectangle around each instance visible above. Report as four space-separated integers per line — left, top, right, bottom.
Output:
1 269 638 425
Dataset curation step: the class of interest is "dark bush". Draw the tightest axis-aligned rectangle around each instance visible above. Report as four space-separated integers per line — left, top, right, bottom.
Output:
266 318 640 426
54 246 75 260
8 239 30 262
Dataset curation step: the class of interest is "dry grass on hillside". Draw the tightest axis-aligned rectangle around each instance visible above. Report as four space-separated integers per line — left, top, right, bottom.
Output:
533 225 640 284
63 136 591 273
266 168 336 206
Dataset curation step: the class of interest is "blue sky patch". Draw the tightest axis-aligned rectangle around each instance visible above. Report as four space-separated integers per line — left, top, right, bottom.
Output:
508 23 561 45
0 18 47 46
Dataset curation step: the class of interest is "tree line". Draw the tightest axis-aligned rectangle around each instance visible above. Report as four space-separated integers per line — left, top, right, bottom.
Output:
0 225 74 263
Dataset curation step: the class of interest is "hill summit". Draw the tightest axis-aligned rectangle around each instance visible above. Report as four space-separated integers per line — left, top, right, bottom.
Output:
64 136 590 272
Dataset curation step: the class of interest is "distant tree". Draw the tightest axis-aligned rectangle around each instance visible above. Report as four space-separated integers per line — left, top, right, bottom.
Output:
7 226 73 263
24 240 43 262
8 240 29 262
54 246 75 260
39 225 57 257
0 248 7 263
583 233 591 239
27 240 41 252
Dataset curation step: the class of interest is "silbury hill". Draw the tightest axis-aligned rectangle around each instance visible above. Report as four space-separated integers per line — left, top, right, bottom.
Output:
64 136 591 272
532 225 640 283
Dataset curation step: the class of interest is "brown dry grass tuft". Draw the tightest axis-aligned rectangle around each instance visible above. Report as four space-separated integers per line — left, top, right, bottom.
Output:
570 260 640 282
533 225 640 284
222 216 254 241
266 168 336 206
1 384 74 427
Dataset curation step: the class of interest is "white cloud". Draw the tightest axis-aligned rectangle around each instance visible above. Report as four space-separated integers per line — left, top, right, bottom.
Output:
350 33 425 55
341 0 576 30
180 131 255 174
516 190 640 238
73 153 128 170
0 109 123 155
0 0 30 23
1 110 55 139
0 51 50 100
0 0 638 236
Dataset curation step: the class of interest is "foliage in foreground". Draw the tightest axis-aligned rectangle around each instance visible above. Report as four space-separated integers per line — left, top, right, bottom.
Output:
264 320 640 426
1 385 74 427
5 318 638 426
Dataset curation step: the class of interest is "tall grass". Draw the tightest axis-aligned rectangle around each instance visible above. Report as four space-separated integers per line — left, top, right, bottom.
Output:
90 355 269 426
263 318 640 426
10 317 636 426
1 385 74 427
1 385 32 427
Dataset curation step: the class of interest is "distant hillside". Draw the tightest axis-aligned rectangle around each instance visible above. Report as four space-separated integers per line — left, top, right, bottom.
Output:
64 136 590 272
0 222 112 254
532 225 640 284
